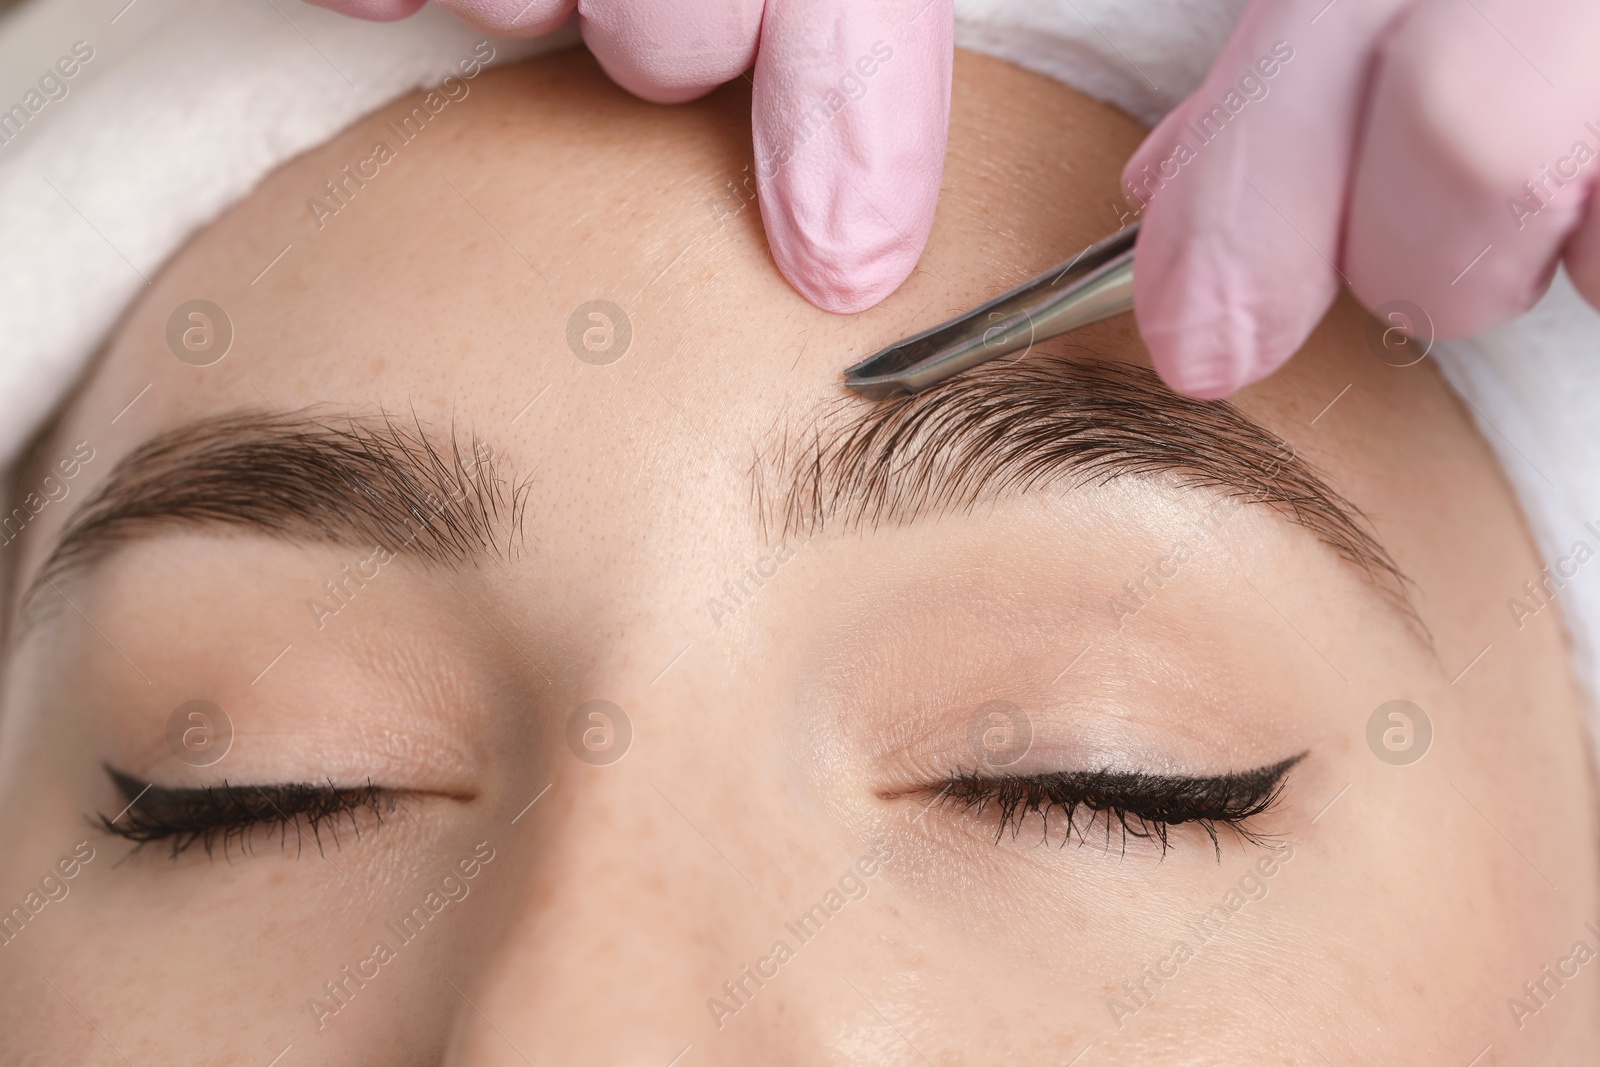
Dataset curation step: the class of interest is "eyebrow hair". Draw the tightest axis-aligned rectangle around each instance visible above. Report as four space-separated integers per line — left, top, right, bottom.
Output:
759 357 1416 621
22 410 527 622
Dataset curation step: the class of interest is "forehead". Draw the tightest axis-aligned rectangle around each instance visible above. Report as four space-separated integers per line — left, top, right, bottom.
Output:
48 57 1139 532
30 51 1423 608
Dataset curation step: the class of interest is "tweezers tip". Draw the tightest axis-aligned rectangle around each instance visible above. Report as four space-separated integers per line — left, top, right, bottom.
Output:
841 375 912 401
842 340 922 400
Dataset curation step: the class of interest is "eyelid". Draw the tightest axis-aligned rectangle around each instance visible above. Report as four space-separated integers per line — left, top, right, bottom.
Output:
97 764 405 862
900 753 1305 859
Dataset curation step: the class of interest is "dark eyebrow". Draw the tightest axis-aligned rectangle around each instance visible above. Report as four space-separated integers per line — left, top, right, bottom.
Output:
22 409 526 622
759 357 1417 622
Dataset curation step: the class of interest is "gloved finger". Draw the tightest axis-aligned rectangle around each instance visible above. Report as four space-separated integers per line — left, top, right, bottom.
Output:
303 0 427 21
432 0 577 37
753 0 952 314
1345 0 1600 339
578 0 766 104
1122 0 1408 398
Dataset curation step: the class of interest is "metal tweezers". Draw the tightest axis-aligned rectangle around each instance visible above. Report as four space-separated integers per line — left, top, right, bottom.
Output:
842 221 1138 400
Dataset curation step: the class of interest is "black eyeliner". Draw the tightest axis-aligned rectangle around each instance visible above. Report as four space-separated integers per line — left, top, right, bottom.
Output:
927 752 1306 859
97 764 394 861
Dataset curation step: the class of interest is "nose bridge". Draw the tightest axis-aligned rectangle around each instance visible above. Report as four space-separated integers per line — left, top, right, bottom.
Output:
443 729 783 1065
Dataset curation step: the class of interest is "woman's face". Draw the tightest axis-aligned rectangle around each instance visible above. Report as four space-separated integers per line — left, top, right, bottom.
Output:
0 46 1595 1066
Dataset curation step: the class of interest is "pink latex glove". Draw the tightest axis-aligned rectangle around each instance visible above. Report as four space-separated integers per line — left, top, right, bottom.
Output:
305 0 952 314
1126 0 1600 397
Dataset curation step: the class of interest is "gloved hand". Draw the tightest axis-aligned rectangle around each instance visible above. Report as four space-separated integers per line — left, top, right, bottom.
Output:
1124 0 1600 397
306 0 952 314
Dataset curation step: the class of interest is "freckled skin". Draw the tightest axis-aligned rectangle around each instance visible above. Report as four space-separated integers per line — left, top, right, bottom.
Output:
0 48 1595 1066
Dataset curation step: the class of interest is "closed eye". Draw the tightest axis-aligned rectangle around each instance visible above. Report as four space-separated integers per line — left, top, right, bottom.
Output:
908 753 1305 859
95 764 400 861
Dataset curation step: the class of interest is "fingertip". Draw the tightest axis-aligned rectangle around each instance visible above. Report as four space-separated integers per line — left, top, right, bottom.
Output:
433 0 575 36
1136 271 1293 399
767 213 930 314
580 35 720 104
304 0 427 20
1132 191 1339 398
752 0 951 313
1145 330 1261 400
756 126 942 314
577 0 763 105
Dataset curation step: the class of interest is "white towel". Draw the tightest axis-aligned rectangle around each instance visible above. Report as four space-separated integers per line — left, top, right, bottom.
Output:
0 0 566 469
4 0 1600 731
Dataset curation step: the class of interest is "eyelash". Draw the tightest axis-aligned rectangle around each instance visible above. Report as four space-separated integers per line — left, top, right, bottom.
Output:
97 765 397 861
97 750 1299 863
921 754 1304 859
